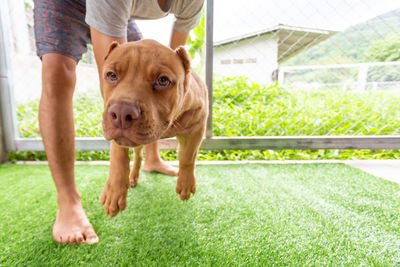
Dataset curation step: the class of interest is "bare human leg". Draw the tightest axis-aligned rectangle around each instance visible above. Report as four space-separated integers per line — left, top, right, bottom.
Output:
142 142 178 176
39 53 98 244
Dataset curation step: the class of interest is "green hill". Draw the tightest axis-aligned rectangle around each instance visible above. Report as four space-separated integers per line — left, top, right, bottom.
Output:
285 8 400 66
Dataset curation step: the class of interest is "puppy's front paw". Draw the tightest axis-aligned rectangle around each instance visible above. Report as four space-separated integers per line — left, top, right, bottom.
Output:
100 180 129 218
176 172 196 201
129 171 140 187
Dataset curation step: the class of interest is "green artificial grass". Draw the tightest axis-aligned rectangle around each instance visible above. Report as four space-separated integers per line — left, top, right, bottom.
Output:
1 163 400 266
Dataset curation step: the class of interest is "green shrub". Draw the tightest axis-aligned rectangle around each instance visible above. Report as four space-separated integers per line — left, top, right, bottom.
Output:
212 76 400 136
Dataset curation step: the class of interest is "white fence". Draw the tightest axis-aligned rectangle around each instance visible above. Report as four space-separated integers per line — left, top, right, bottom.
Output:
279 61 400 92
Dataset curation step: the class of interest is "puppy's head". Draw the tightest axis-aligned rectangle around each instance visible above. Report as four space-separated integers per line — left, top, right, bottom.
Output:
101 39 191 147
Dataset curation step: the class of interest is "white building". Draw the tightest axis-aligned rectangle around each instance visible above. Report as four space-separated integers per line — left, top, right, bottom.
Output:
213 24 337 84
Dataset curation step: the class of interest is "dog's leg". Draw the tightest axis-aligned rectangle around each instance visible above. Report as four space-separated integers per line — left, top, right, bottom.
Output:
129 146 143 187
100 141 130 217
176 125 205 200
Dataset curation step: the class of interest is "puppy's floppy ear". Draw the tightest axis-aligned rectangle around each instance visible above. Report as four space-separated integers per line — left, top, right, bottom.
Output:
175 46 191 92
104 41 119 60
175 46 191 75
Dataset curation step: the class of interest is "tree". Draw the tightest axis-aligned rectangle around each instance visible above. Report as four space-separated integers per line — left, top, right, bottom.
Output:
364 35 400 62
364 35 400 82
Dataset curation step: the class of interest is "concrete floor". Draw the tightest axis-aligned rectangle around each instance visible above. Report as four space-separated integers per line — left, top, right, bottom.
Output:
346 160 400 184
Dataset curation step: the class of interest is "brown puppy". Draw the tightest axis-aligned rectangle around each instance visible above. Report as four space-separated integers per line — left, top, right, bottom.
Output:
100 39 208 217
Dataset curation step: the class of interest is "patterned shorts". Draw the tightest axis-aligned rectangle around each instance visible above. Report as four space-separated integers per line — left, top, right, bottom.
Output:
33 0 143 62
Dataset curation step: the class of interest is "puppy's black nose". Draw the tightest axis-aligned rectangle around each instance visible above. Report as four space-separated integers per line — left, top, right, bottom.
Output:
108 102 140 129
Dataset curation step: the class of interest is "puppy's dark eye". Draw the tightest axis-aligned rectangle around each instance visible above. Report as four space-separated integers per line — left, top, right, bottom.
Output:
106 71 118 82
157 76 171 87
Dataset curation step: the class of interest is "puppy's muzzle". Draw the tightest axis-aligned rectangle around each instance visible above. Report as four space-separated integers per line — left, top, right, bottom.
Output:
108 102 141 129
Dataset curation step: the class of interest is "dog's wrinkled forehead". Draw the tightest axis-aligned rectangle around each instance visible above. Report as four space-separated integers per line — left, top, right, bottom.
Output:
104 40 184 75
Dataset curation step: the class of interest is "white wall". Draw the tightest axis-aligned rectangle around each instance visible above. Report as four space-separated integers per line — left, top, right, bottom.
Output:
7 0 32 55
214 34 278 84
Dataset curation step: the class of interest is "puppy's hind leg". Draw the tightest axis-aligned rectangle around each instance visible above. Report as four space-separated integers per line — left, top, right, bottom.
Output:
129 146 143 187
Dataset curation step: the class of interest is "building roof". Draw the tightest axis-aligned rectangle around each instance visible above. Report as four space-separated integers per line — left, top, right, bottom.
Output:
214 24 338 63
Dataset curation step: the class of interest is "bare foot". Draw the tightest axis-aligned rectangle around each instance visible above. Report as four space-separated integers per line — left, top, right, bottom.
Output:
52 202 99 245
142 159 178 176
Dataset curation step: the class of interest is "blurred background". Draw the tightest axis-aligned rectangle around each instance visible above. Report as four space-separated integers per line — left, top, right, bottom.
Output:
3 0 400 160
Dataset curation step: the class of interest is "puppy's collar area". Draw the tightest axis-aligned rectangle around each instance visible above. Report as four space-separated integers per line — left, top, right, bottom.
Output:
177 119 201 135
167 108 201 135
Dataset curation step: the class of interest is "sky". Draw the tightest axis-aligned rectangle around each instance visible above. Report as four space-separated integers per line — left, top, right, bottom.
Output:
136 0 400 45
